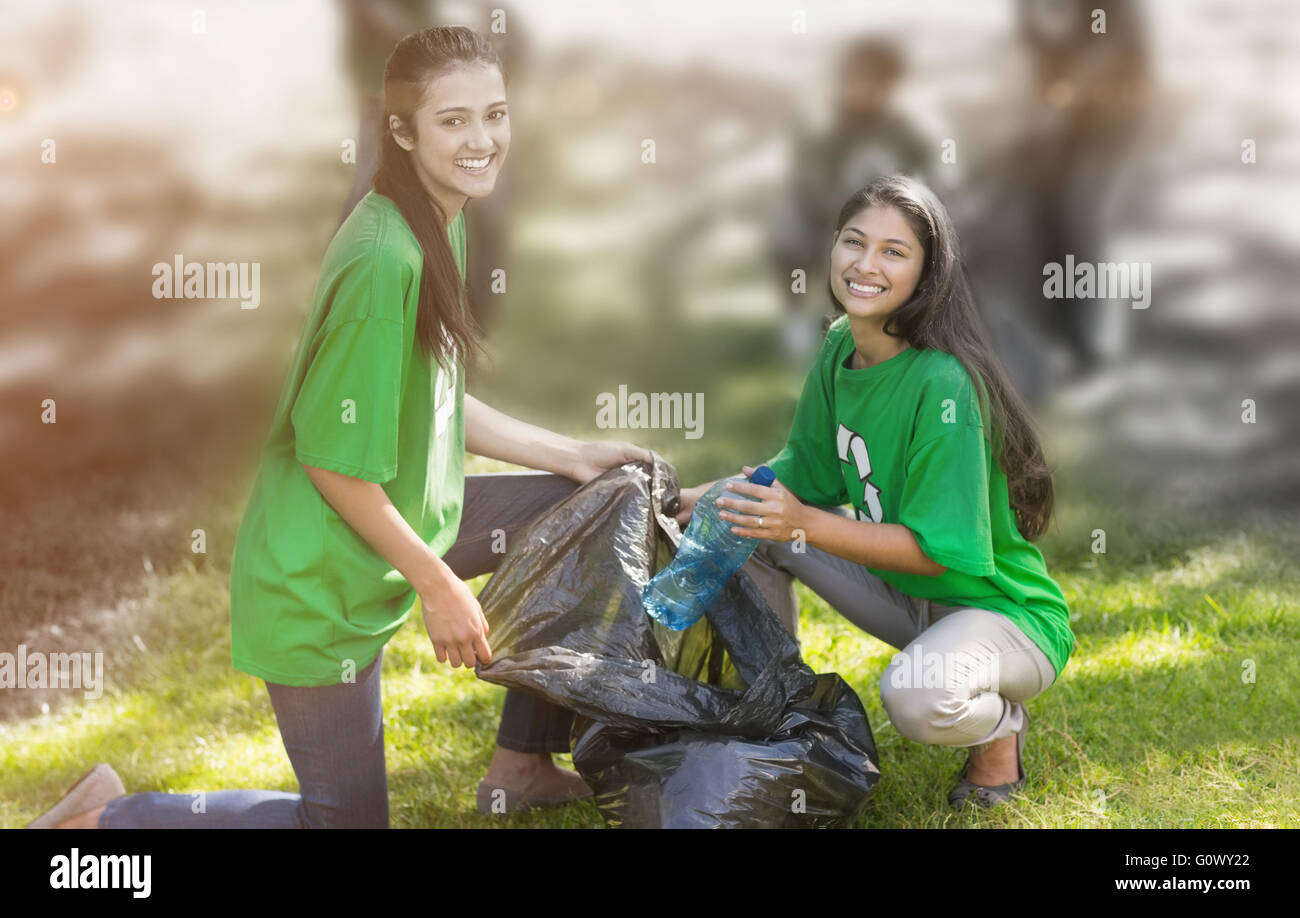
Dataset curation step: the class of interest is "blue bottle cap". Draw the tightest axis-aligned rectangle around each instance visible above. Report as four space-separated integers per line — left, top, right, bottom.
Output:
750 465 775 487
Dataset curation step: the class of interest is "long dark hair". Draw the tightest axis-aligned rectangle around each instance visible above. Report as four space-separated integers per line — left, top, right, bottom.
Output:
827 174 1055 540
373 26 503 372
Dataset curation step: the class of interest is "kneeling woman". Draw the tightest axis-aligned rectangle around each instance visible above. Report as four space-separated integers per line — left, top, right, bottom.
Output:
676 175 1074 808
29 26 650 829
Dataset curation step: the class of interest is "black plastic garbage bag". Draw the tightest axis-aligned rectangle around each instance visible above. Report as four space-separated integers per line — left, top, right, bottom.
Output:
475 454 880 828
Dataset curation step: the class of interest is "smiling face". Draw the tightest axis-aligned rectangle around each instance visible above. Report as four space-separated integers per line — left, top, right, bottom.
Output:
391 62 509 221
829 204 926 323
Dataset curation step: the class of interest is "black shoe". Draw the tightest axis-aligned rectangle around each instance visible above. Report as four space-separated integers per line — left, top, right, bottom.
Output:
948 709 1029 809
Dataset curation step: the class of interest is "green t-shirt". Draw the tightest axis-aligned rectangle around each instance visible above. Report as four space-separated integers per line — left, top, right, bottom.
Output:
765 315 1075 681
229 191 467 687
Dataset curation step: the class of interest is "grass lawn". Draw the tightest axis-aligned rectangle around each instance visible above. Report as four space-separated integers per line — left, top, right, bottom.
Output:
3 462 1296 828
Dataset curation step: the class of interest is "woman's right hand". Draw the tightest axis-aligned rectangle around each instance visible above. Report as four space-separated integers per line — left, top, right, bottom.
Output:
418 574 492 669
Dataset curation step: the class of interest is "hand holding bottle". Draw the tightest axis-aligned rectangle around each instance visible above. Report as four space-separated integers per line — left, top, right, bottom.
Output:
644 465 776 630
714 465 807 543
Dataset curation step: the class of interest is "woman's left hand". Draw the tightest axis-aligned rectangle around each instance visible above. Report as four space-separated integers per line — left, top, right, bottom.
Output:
569 440 655 486
715 465 806 542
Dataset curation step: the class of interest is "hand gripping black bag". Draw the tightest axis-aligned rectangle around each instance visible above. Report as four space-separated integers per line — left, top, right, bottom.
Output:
474 455 880 828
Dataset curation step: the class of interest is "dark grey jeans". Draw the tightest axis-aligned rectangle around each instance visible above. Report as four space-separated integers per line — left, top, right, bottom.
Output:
442 471 581 754
100 649 392 828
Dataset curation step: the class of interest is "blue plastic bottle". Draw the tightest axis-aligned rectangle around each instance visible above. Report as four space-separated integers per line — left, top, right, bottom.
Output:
643 465 776 630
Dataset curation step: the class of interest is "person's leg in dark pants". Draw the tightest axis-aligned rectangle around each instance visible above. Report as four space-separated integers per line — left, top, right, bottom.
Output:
266 648 390 828
88 650 389 828
441 472 587 806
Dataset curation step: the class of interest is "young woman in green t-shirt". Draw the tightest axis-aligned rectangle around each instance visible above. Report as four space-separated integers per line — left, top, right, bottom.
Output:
30 26 652 830
676 175 1073 809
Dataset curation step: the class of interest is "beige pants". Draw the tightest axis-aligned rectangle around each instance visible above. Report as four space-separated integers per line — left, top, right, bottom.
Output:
741 511 1056 750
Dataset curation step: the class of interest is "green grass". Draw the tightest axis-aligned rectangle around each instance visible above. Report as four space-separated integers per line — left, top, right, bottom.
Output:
3 479 1296 828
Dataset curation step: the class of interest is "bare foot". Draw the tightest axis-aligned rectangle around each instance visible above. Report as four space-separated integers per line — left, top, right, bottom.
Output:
55 803 110 829
965 734 1021 786
482 749 589 798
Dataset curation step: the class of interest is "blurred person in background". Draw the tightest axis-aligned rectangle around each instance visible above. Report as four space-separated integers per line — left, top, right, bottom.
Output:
1013 0 1152 377
767 36 934 366
950 0 1151 400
